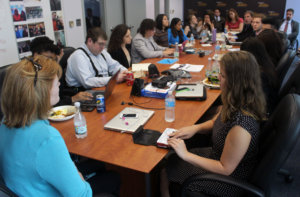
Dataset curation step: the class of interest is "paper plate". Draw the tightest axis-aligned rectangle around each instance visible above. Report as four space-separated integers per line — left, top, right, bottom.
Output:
48 105 76 121
202 78 220 89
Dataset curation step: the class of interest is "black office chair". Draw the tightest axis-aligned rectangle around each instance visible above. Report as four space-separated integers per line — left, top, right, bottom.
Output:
181 94 300 197
58 47 76 96
0 66 9 121
0 176 18 197
278 59 300 101
282 38 290 54
276 49 296 85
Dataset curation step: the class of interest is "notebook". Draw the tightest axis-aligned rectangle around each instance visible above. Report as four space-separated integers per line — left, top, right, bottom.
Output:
175 84 206 101
104 107 155 134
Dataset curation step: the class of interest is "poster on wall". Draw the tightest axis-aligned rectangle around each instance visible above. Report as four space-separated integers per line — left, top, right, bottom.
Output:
25 6 43 19
28 22 45 37
52 11 64 31
14 24 29 39
54 30 66 48
17 40 31 58
11 4 27 22
50 0 61 11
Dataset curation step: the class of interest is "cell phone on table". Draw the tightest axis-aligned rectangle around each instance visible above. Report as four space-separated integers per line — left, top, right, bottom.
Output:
120 113 138 118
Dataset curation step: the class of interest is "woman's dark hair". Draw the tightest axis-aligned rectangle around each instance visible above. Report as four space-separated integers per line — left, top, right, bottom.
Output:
170 18 183 38
155 14 168 31
241 37 278 89
257 29 283 66
226 8 239 22
139 18 156 37
220 51 266 122
107 24 130 53
30 36 60 55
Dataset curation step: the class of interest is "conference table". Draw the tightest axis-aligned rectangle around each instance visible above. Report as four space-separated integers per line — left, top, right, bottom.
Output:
51 42 225 197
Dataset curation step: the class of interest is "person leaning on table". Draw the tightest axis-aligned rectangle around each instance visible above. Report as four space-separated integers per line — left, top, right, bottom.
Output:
131 18 174 63
0 56 92 196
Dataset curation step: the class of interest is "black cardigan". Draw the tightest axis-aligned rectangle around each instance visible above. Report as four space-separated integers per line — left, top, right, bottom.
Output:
109 44 131 69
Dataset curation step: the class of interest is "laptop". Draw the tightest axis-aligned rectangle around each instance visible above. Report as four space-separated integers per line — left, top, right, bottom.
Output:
225 36 242 46
104 107 155 133
175 84 206 101
80 69 120 111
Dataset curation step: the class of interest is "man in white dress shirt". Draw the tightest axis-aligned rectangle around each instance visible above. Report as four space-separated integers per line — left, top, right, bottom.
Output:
279 8 299 47
66 27 128 89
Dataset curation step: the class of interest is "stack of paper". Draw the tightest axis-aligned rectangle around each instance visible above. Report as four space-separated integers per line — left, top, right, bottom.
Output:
132 63 151 72
170 64 204 72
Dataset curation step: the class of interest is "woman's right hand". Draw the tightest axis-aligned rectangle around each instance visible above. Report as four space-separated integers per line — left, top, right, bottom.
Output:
169 125 199 140
163 48 175 56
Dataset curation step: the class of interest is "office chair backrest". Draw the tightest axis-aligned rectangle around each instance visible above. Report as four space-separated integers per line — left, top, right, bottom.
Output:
250 94 300 196
58 47 75 88
276 49 296 84
0 66 8 121
278 59 300 100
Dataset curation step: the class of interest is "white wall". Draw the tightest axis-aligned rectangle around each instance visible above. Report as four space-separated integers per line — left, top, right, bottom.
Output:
102 0 124 38
0 0 19 66
61 0 85 48
124 0 146 36
146 0 155 19
167 0 183 21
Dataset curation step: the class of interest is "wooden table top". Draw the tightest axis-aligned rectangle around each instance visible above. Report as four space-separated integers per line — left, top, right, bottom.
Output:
51 43 222 173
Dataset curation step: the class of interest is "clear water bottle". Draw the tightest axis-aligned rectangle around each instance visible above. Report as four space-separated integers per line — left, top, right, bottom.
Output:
224 27 227 34
174 42 179 58
214 41 221 59
206 57 212 78
190 34 195 46
74 102 87 138
165 91 175 122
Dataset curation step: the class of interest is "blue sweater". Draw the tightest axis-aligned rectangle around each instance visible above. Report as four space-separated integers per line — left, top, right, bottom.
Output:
0 120 92 197
168 28 188 46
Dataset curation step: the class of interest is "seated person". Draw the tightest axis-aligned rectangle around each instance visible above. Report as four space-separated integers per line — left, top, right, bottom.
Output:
203 13 215 33
160 51 266 197
213 8 225 32
131 18 174 63
184 14 199 39
29 36 93 105
225 8 244 32
168 18 188 47
257 29 283 66
241 37 279 115
234 10 254 42
66 27 128 89
154 14 170 47
0 56 93 196
108 24 132 69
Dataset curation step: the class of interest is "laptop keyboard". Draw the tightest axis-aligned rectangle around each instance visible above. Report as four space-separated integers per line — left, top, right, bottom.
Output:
80 91 104 105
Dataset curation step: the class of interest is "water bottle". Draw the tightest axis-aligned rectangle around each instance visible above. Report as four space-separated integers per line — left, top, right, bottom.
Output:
190 34 195 46
165 91 175 122
224 27 227 34
206 57 212 78
212 58 220 73
74 102 87 138
174 42 179 58
214 41 221 59
212 28 216 43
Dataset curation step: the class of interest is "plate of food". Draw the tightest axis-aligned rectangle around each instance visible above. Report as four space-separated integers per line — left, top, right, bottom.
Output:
202 75 220 89
48 105 76 121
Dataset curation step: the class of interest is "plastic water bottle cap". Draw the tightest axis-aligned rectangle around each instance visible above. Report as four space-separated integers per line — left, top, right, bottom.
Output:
75 102 80 107
168 91 172 95
208 57 212 61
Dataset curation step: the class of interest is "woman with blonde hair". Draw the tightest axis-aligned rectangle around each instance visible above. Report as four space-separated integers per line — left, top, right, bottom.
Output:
0 56 93 196
161 51 266 197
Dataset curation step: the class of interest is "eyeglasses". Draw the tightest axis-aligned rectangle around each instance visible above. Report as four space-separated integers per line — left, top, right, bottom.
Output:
95 41 106 47
24 57 43 86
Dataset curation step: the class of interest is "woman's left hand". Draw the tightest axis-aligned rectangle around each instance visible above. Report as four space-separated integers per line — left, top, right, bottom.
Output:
168 137 189 160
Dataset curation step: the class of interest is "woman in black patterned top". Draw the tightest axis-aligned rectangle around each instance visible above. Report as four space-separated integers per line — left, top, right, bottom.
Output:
154 14 169 47
160 51 266 197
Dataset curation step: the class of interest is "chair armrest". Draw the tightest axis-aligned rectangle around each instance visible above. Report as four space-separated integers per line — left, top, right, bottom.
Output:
181 173 265 197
